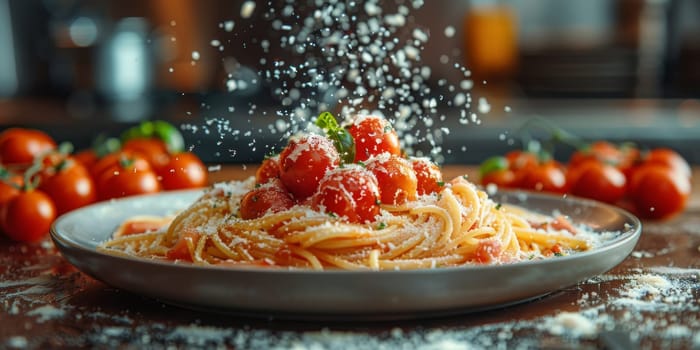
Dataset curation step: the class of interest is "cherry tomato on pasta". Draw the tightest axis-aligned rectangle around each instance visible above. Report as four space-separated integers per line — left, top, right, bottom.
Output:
239 179 295 220
473 240 502 264
0 128 56 167
567 159 626 204
628 164 690 220
279 134 340 200
1 190 56 243
409 157 443 195
166 231 200 261
157 152 208 190
365 154 417 205
255 155 281 185
312 165 380 223
347 115 401 162
38 159 96 215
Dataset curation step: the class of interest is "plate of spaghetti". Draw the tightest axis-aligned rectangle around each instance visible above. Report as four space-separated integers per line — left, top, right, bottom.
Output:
51 113 641 319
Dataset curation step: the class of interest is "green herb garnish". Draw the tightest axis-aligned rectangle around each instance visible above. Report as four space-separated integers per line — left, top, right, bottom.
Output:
315 112 355 164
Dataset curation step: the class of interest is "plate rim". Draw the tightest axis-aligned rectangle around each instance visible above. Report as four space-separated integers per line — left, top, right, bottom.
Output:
51 189 642 321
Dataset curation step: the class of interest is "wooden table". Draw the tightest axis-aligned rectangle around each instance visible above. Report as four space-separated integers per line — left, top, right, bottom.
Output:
1 165 699 349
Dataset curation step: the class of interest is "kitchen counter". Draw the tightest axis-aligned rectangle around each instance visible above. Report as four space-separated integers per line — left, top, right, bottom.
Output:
1 165 699 349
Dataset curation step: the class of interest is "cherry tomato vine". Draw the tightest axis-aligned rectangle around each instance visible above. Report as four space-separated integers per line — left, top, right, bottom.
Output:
479 119 691 220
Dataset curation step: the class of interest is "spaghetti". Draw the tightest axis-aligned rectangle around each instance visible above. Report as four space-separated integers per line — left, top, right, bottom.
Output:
99 175 596 270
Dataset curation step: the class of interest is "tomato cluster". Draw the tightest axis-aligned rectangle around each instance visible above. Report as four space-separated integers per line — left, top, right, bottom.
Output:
480 141 692 220
0 122 207 243
239 114 443 223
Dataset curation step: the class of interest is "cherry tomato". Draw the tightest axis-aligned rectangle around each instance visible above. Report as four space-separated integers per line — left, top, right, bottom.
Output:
239 179 295 220
120 220 169 236
482 169 517 189
642 148 691 179
480 156 517 189
569 141 623 168
570 141 640 180
255 155 281 185
38 159 96 215
518 160 568 194
73 149 98 170
96 155 161 200
409 157 443 195
505 150 538 172
628 164 690 220
0 175 22 209
567 160 627 204
473 239 502 264
157 152 208 190
90 151 149 180
166 231 200 261
279 134 340 200
312 165 380 223
122 138 170 170
0 128 56 167
1 190 56 243
347 115 401 162
365 154 417 205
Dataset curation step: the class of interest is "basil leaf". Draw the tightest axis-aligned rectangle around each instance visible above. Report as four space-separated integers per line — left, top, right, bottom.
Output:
315 112 355 164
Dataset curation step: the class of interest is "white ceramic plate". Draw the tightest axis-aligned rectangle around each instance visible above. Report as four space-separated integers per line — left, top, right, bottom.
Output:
51 189 641 320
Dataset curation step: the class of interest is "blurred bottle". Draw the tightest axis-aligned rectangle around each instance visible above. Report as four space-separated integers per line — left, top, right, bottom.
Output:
463 0 518 81
97 17 153 121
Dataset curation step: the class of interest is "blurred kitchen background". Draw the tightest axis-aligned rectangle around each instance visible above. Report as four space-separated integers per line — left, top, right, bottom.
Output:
0 0 699 164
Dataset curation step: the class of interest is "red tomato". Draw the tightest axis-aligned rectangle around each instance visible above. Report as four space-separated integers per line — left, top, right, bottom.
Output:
157 152 208 190
473 239 502 264
166 231 200 261
570 141 640 178
518 161 568 194
73 149 98 170
479 155 517 188
96 155 161 200
628 165 690 220
505 150 538 172
347 115 401 162
409 157 443 195
569 141 623 168
255 155 281 185
1 190 56 243
482 170 517 189
0 128 56 167
39 160 96 215
122 138 170 170
0 175 22 209
567 160 627 204
239 179 295 220
642 148 691 179
312 165 380 223
90 151 149 179
279 134 340 200
365 154 417 205
120 220 168 236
